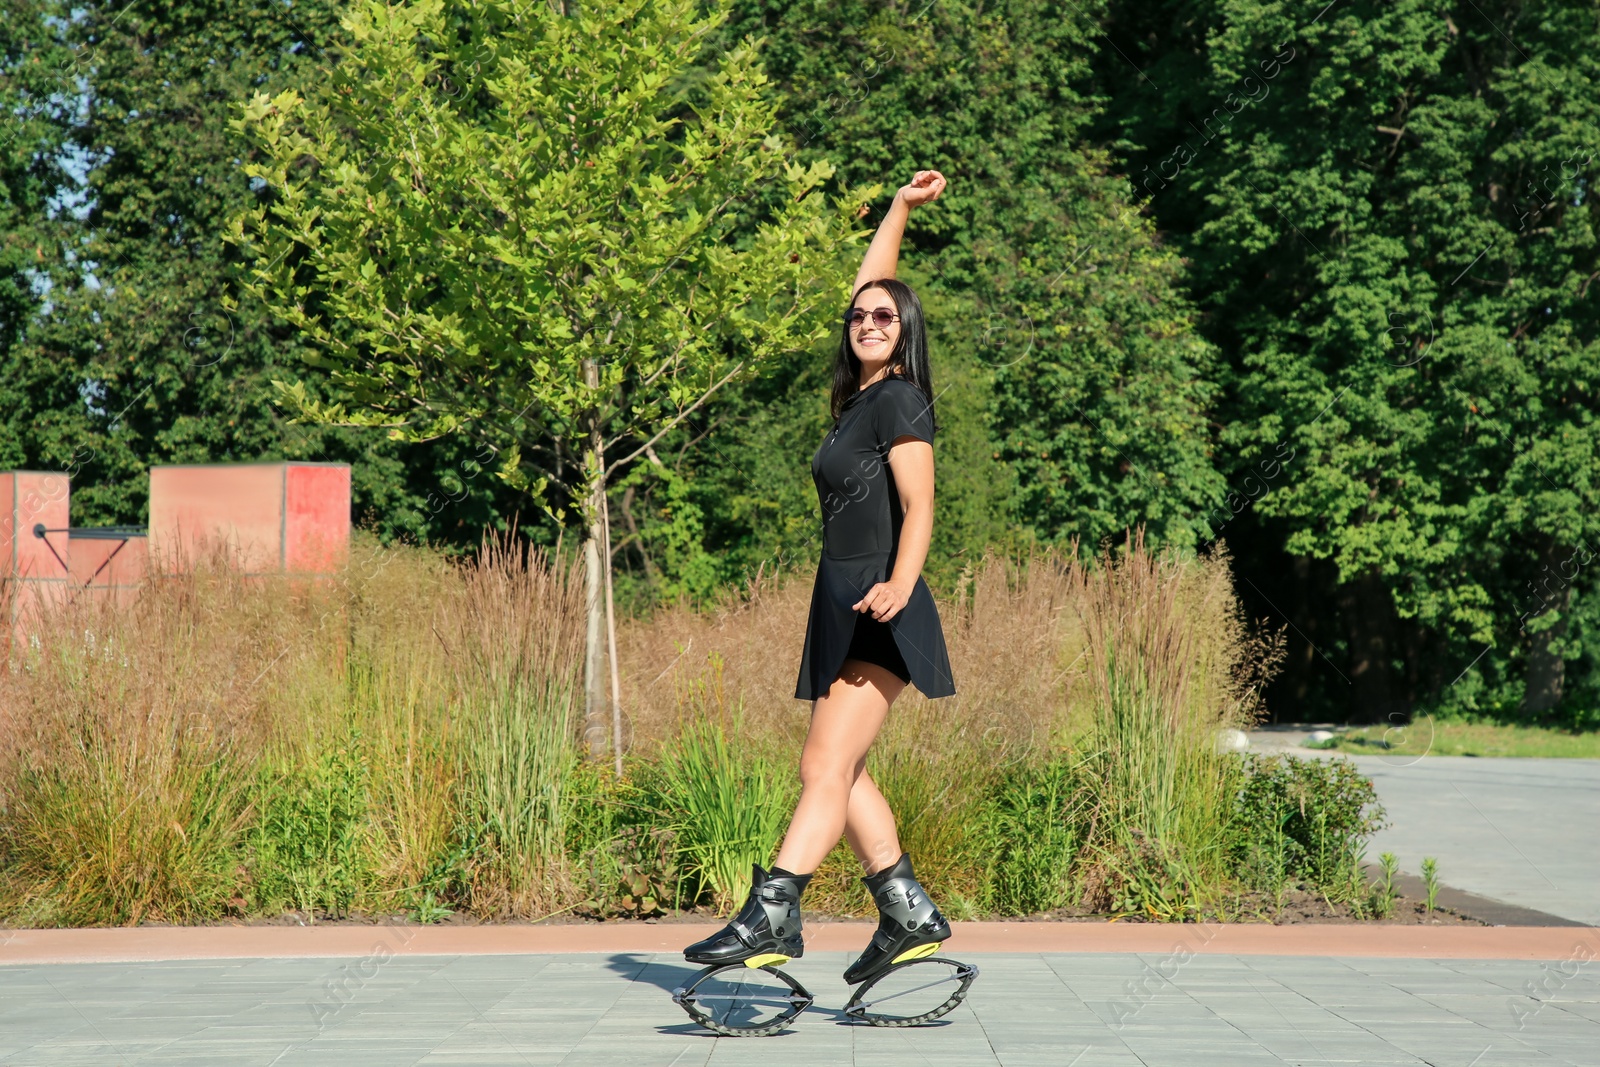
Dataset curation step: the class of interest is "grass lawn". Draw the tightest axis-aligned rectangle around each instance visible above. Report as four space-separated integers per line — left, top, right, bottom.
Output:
1310 719 1600 758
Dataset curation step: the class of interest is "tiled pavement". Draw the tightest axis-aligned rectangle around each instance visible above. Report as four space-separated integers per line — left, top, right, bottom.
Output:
1350 757 1600 927
1241 734 1600 927
2 949 1597 1066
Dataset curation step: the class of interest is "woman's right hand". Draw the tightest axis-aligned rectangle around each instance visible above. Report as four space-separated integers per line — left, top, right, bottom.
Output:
897 170 947 209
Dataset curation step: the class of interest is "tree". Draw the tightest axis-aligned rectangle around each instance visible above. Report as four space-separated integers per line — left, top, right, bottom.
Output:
228 0 860 768
1 0 522 551
1093 0 1600 720
0 1 87 483
688 0 1226 579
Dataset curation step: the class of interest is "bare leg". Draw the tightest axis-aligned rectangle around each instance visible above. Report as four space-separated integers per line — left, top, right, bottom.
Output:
773 659 905 874
844 767 903 877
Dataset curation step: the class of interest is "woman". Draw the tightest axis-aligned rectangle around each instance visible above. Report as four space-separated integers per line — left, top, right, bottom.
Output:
684 170 957 986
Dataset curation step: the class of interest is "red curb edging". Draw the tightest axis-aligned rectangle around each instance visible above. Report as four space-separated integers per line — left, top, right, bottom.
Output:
3 923 1597 964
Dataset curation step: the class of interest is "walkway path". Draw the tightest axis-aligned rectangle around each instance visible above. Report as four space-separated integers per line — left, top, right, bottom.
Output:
1349 756 1600 927
1246 727 1600 926
3 927 1598 1066
3 948 1597 1066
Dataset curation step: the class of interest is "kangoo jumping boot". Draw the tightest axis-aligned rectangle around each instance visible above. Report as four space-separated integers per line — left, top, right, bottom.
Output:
683 863 811 968
843 852 951 985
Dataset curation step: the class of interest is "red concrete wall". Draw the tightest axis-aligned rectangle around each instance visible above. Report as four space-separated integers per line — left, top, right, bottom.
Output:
69 534 148 607
148 464 287 573
1 471 71 630
285 464 351 572
147 462 350 576
4 462 350 644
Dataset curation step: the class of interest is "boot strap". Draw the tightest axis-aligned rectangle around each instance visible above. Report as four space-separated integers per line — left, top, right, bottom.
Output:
730 919 760 947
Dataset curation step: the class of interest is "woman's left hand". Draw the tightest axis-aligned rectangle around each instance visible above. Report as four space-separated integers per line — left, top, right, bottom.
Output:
854 581 912 622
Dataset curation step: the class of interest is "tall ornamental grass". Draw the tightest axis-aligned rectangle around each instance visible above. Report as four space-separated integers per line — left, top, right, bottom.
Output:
1073 532 1254 918
442 532 588 918
653 714 795 911
0 531 590 926
0 547 326 924
2 527 1351 925
622 534 1278 918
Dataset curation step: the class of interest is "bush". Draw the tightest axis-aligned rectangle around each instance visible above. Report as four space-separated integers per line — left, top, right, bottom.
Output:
246 741 374 918
1229 754 1387 895
979 757 1083 914
565 757 687 917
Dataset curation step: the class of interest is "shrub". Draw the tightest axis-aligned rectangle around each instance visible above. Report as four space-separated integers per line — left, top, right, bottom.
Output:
979 757 1084 914
247 741 374 918
566 756 687 917
1230 754 1387 894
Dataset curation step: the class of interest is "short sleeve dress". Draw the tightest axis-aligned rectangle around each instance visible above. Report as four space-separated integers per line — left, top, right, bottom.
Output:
793 371 958 701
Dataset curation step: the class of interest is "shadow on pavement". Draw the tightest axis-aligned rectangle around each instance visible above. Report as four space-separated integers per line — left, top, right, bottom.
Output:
608 951 923 1030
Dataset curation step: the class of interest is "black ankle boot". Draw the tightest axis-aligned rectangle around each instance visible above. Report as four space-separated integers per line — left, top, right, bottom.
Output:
683 863 811 967
843 852 951 985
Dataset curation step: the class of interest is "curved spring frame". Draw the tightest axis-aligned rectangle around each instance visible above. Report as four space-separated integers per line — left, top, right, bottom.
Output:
844 957 980 1027
672 963 814 1038
672 957 979 1036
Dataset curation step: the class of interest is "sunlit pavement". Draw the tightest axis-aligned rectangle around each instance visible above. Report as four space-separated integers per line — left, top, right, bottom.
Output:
2 948 1598 1066
1244 726 1600 927
1349 756 1600 927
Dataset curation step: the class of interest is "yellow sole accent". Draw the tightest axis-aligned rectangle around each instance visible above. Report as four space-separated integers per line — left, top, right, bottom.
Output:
891 942 942 964
744 953 792 969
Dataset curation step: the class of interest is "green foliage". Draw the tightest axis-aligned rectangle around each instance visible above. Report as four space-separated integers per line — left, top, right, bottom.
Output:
1230 754 1387 894
980 758 1084 915
0 0 71 391
1421 856 1440 914
1104 831 1212 922
0 0 525 548
1233 794 1297 911
1372 851 1400 920
976 749 1397 923
406 821 491 922
247 743 374 919
650 716 796 911
563 755 683 916
1094 0 1600 717
13 0 1600 723
1070 547 1251 919
628 0 1220 608
599 824 684 919
613 460 724 609
229 0 860 526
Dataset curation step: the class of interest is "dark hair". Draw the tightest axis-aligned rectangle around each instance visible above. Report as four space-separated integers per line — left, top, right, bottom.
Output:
830 277 939 430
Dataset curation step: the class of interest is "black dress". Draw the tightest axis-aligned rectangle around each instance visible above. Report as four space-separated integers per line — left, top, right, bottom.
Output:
793 371 957 701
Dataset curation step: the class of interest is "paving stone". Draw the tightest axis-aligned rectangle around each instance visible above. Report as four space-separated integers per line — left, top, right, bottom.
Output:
2 951 1599 1065
1352 755 1600 925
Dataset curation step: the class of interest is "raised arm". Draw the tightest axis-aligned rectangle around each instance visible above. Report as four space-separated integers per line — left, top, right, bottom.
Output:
851 169 948 298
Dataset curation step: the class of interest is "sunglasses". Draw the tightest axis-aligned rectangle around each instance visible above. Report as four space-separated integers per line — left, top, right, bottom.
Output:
844 308 901 330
